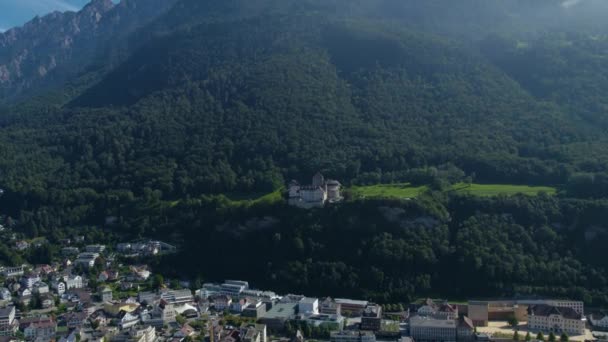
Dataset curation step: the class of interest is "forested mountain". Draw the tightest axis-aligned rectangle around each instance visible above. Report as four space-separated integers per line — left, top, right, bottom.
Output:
1 0 608 304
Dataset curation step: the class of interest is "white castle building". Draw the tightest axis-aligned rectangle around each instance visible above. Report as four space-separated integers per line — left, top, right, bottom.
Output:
288 173 342 208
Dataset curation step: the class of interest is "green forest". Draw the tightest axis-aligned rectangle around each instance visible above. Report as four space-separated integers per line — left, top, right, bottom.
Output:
1 0 608 305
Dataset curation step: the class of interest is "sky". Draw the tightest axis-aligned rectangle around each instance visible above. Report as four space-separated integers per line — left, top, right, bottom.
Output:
0 0 90 32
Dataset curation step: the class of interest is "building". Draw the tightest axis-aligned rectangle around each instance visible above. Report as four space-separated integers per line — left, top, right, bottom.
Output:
361 304 382 331
527 304 586 336
138 291 159 305
160 289 193 305
64 275 84 289
99 287 113 302
1 266 24 278
22 318 56 342
74 252 99 268
212 295 232 311
129 325 156 342
259 303 297 331
61 247 79 256
320 297 342 316
288 173 342 208
417 299 458 320
409 316 457 341
32 282 49 294
85 245 106 253
335 299 368 316
298 297 319 315
0 306 17 336
240 323 267 342
330 330 376 342
21 273 41 289
243 301 267 318
50 281 66 295
467 299 584 327
0 288 11 301
457 316 475 341
590 313 608 331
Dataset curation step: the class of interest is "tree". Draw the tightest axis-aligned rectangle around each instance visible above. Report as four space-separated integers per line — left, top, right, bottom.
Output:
152 274 164 290
525 332 531 341
549 332 556 342
507 315 519 327
537 332 545 341
560 333 569 342
513 331 520 341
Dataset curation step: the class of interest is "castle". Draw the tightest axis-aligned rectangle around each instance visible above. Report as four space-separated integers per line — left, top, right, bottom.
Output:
288 173 342 208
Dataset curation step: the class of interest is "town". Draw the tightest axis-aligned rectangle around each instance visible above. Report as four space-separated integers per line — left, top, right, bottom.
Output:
1 241 608 342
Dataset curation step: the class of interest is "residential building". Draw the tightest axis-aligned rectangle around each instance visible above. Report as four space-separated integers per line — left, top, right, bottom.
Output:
99 287 113 302
457 316 475 341
417 298 458 320
527 304 586 336
409 316 457 341
85 245 106 254
231 298 251 313
61 247 79 256
298 297 319 315
22 318 56 342
15 241 29 251
361 304 382 331
335 299 368 316
118 311 140 330
32 282 49 294
129 325 156 342
50 281 65 295
0 288 11 301
0 306 17 336
240 323 267 342
138 291 159 305
74 252 99 268
64 275 84 289
65 312 87 329
1 266 24 278
330 331 376 342
590 313 608 331
21 273 41 289
320 297 341 316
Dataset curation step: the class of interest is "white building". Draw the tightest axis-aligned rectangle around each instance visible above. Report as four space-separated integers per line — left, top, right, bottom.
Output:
0 306 17 336
22 274 41 289
0 288 11 301
64 275 84 290
528 304 586 336
160 289 193 305
32 282 50 294
23 318 56 342
590 313 608 330
1 266 24 278
409 316 457 341
130 325 156 342
51 281 66 295
298 297 319 315
417 299 458 320
74 252 99 268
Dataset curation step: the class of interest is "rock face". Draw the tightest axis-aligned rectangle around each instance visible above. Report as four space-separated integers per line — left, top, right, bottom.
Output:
0 0 177 101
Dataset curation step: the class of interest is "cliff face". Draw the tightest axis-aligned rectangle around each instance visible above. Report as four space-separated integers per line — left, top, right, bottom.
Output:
0 0 177 101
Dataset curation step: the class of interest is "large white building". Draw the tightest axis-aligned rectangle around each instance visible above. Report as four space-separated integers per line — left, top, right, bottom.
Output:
527 304 586 336
409 316 457 341
288 173 342 208
298 297 319 315
0 306 17 336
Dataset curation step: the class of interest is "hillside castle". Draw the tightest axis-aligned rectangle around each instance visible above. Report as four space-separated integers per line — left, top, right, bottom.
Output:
288 173 342 208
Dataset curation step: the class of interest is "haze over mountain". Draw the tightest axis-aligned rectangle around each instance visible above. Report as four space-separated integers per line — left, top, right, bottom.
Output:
1 0 608 305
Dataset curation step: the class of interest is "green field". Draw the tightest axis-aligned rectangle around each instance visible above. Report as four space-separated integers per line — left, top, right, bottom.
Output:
351 182 556 199
350 183 428 199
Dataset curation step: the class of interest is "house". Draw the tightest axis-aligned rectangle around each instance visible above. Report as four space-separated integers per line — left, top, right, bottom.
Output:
360 304 382 331
51 281 66 295
590 313 608 331
85 245 106 254
64 275 84 289
74 252 99 268
15 240 29 251
288 173 342 208
409 316 457 341
129 325 156 342
212 295 232 311
40 294 54 309
65 312 88 329
21 273 41 289
0 288 11 301
320 297 341 316
0 306 17 336
298 297 319 315
90 311 109 327
240 323 267 342
99 287 113 302
34 265 54 275
527 304 586 336
330 331 376 342
118 311 140 329
417 298 458 320
19 287 32 298
32 282 50 294
22 317 56 342
98 271 110 282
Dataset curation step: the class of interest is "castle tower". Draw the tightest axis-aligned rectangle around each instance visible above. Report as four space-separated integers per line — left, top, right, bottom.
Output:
312 172 324 188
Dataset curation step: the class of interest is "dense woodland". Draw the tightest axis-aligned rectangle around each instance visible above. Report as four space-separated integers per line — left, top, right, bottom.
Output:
1 0 608 305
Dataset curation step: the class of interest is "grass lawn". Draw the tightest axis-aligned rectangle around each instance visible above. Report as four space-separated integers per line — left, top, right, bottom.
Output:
350 183 428 199
450 183 557 197
227 188 284 206
350 183 556 199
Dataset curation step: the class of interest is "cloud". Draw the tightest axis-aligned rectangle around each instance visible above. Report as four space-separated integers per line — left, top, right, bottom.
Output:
14 0 80 13
561 0 585 8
